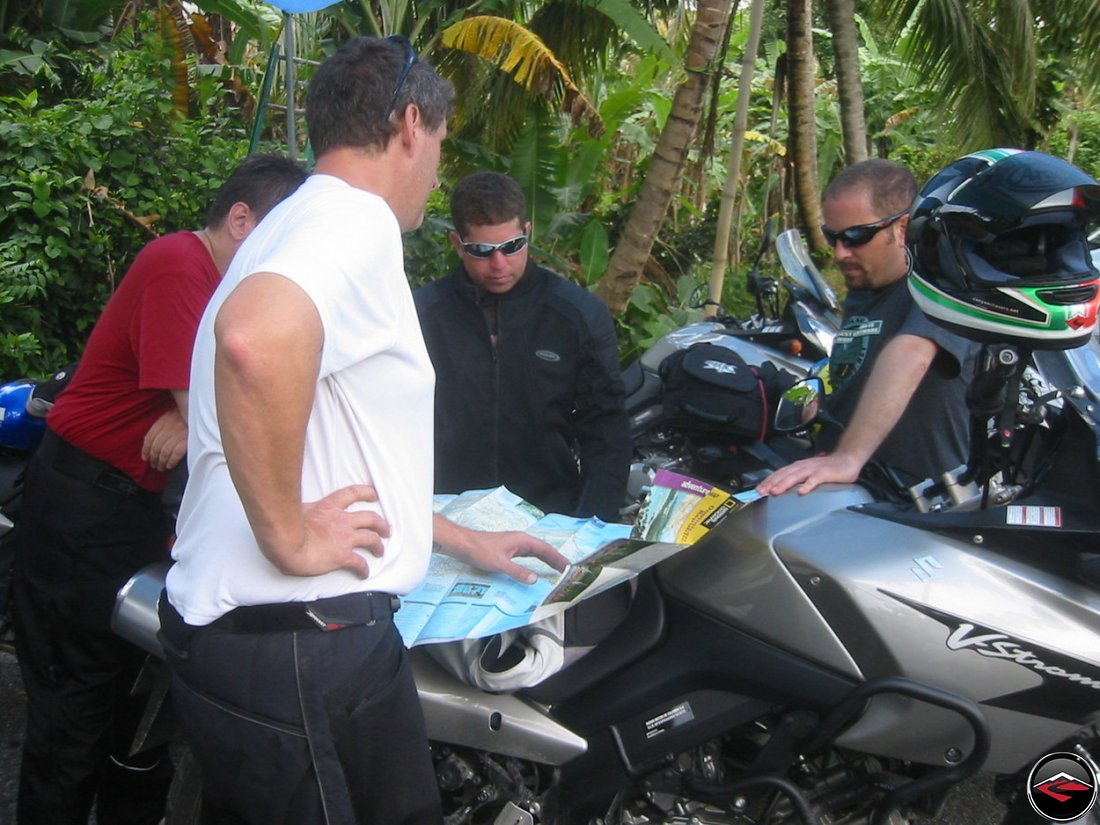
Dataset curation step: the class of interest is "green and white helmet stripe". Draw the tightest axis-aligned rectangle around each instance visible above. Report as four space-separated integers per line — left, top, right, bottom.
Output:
909 276 1091 344
965 148 1022 164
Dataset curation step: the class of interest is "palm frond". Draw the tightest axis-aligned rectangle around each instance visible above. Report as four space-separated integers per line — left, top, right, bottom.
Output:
157 6 190 118
441 14 602 134
43 0 116 32
880 0 1039 146
509 116 568 239
587 0 676 65
192 0 270 49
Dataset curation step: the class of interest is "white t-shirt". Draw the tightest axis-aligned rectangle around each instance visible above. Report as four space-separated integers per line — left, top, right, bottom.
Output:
166 175 435 625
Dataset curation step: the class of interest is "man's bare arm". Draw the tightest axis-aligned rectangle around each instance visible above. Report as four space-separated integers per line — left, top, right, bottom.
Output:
141 389 189 472
757 334 938 496
214 273 388 577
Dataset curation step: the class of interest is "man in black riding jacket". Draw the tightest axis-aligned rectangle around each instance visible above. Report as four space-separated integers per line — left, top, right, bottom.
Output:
414 171 631 522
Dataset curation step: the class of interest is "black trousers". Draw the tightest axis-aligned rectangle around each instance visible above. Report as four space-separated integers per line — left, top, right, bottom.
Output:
161 598 442 825
12 452 174 825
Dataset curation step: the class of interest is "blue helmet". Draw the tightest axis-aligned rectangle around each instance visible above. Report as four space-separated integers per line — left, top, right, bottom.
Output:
908 148 1100 349
0 380 47 452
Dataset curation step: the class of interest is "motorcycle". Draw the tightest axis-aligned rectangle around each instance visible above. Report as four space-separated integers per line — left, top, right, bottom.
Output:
416 331 1100 825
623 226 839 414
622 227 839 506
0 375 55 648
113 326 1100 824
110 221 1100 824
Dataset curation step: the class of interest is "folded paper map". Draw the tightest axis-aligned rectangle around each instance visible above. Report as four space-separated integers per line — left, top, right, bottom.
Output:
394 471 760 647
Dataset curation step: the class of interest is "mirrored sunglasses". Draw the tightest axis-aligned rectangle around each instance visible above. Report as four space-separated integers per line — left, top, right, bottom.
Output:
460 235 529 259
821 209 908 248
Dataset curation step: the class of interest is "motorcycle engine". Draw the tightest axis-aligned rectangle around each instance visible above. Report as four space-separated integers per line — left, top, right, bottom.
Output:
433 743 550 825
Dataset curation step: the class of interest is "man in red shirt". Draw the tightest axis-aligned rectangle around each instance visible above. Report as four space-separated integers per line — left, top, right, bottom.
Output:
11 154 306 825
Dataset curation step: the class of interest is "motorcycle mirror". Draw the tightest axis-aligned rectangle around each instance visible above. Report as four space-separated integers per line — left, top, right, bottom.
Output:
749 217 780 267
774 377 825 432
763 215 778 246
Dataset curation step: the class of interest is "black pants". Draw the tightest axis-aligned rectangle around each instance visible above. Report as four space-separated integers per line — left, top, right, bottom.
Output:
161 598 442 825
12 453 174 825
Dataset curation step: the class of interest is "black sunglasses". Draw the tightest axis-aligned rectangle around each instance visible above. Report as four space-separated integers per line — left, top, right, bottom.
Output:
460 235 529 259
384 35 418 120
821 209 908 248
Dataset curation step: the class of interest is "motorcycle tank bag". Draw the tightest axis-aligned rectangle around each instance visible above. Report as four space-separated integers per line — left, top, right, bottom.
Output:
659 342 795 442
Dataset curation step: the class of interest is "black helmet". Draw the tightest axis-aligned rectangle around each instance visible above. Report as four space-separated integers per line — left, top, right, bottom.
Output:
908 148 1100 349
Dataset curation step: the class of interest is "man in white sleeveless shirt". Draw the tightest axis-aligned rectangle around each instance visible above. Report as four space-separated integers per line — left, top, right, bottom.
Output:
161 36 565 825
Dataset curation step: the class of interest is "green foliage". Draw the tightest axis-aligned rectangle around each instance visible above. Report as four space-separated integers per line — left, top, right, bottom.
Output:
404 197 458 289
0 20 253 378
9 0 1100 382
1045 110 1100 182
617 276 706 365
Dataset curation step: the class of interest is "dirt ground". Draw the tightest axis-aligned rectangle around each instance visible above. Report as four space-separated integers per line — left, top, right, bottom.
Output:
1 649 24 825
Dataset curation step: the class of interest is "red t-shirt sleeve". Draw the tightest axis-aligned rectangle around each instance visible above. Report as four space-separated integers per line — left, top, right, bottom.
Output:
130 235 220 391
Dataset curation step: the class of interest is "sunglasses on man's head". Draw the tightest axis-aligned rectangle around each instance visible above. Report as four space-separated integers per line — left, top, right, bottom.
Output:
460 235 529 259
383 35 418 120
821 209 908 248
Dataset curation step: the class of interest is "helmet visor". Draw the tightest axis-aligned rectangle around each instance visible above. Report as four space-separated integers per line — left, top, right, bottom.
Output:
961 210 1098 287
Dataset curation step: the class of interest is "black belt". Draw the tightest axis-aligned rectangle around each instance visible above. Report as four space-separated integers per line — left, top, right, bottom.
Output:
165 591 400 638
38 428 155 501
213 591 400 632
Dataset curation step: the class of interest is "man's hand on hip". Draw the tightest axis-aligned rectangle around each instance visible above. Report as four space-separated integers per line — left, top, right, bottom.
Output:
275 484 391 578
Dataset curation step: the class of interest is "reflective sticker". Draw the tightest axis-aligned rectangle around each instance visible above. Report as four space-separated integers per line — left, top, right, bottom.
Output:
1007 505 1062 527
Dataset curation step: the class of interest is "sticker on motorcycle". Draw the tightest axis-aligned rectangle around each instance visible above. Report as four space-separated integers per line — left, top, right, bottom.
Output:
1007 505 1062 527
1026 751 1097 822
644 702 695 740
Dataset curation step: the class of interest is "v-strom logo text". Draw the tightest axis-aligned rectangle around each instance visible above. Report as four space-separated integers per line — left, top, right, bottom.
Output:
883 593 1100 720
946 624 1100 690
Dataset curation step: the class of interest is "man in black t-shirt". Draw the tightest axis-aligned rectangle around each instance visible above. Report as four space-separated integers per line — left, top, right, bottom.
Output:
758 159 978 495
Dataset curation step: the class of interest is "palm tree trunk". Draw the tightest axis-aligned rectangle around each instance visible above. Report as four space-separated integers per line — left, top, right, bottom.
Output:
826 0 869 165
705 0 766 317
786 0 826 254
595 0 735 315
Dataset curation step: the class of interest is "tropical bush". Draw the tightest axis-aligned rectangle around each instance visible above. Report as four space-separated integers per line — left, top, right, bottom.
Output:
0 20 254 378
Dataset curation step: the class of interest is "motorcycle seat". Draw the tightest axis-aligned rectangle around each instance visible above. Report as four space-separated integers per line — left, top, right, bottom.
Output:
621 359 644 397
521 569 666 705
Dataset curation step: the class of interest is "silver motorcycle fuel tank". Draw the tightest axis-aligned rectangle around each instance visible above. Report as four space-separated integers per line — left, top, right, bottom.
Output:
658 486 1100 774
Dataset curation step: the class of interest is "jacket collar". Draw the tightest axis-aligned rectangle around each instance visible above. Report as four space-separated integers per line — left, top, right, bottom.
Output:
453 258 544 305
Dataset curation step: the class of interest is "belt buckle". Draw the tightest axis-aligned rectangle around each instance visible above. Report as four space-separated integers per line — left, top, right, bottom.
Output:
304 606 350 632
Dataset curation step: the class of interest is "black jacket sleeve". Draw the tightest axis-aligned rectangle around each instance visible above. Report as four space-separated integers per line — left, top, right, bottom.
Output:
570 296 632 522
